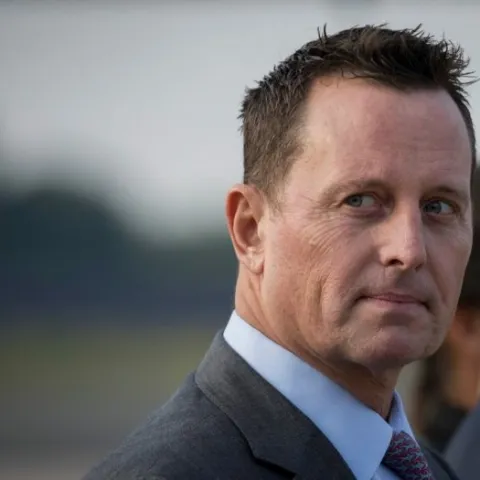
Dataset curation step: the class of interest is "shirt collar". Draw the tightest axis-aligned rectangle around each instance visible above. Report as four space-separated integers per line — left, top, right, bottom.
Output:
224 311 416 480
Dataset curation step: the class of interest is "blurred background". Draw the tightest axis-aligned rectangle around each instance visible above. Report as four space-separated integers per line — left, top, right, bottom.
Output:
1 2 480 479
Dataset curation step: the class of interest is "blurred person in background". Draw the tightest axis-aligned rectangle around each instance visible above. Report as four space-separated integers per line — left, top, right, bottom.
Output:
413 167 480 454
85 25 475 480
438 170 480 480
444 396 480 479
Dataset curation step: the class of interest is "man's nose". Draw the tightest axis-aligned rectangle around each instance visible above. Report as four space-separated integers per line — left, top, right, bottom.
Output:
378 210 427 271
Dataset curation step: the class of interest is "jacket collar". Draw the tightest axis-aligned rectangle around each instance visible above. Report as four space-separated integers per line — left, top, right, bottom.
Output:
195 332 356 480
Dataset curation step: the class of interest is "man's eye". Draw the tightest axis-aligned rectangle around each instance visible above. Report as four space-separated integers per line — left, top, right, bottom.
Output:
345 194 377 208
423 200 455 215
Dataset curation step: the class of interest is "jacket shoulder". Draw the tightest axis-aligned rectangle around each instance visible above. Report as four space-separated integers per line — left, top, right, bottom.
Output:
83 374 250 480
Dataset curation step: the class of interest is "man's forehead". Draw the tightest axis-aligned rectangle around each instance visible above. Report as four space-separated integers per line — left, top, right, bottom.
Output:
288 144 472 203
305 78 470 145
300 83 471 171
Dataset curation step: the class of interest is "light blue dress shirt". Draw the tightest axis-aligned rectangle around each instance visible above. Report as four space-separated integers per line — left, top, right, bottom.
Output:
224 311 417 480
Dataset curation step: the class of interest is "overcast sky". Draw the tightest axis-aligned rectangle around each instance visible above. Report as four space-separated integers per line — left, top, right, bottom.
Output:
1 1 479 240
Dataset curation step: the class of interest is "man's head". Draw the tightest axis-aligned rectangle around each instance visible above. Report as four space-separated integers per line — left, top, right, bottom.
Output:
226 25 475 395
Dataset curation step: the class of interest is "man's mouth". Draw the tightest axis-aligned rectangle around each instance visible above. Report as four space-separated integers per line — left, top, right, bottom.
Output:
358 291 429 312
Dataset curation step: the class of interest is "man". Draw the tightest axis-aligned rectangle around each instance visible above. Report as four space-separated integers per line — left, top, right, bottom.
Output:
85 25 475 479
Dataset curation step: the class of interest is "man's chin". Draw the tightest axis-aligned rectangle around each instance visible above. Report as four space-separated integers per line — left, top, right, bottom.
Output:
357 333 432 372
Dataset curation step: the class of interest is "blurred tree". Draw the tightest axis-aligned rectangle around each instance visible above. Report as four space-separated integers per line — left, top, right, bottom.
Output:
0 187 236 327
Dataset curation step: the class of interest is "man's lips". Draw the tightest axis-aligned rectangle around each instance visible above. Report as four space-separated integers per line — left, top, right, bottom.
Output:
366 293 423 304
358 291 429 311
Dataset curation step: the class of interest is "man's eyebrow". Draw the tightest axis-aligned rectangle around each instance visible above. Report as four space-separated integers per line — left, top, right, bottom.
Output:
320 180 471 205
428 185 470 206
320 179 389 199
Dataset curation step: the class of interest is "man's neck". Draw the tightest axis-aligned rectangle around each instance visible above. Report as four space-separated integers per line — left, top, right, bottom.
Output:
234 318 397 418
319 361 398 418
234 278 399 419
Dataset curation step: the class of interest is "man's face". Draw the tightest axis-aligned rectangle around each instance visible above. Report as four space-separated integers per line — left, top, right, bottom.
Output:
260 78 473 373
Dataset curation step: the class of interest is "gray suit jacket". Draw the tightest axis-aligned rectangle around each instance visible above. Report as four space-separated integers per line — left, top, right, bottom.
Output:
84 332 458 479
445 401 480 480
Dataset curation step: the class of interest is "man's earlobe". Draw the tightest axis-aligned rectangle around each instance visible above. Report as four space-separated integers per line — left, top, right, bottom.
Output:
225 184 265 274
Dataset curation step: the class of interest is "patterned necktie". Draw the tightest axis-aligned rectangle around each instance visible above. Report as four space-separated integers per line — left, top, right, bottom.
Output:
382 431 434 480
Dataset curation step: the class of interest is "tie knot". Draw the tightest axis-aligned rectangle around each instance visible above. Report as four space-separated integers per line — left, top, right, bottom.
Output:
382 431 433 480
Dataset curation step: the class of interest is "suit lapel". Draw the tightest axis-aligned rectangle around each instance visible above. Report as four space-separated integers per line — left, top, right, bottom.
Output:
422 445 459 480
195 332 356 480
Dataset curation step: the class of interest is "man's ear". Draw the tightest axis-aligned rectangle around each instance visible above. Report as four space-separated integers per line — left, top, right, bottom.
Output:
225 184 266 275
